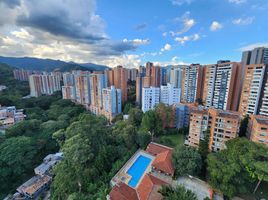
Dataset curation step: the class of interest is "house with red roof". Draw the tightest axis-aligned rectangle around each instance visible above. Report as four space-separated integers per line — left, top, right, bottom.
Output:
107 142 174 200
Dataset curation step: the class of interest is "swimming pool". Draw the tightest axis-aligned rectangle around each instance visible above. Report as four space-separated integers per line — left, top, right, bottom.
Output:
127 155 152 188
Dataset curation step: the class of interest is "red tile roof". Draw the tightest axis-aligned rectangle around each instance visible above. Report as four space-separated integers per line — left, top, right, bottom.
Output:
146 143 174 175
109 182 139 200
137 174 167 200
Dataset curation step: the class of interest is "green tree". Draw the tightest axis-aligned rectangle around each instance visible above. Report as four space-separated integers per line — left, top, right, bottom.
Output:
159 185 198 200
207 138 268 197
0 136 38 196
128 107 143 127
156 103 174 129
123 102 133 114
198 129 210 157
172 146 202 177
239 115 249 137
141 109 162 140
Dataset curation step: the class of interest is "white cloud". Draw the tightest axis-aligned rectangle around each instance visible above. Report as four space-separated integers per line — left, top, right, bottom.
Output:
239 43 268 51
175 33 200 44
162 32 168 37
103 54 141 68
161 43 172 52
0 0 151 67
229 0 246 4
232 17 254 25
11 28 34 40
210 21 223 31
171 12 195 36
123 38 150 46
192 34 200 41
170 0 193 6
154 59 189 67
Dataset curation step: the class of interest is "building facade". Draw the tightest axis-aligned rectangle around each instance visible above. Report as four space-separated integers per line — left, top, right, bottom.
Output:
142 87 160 112
247 115 268 146
187 108 240 152
239 64 268 116
160 83 181 105
102 86 122 121
89 73 108 115
181 64 203 103
202 62 242 111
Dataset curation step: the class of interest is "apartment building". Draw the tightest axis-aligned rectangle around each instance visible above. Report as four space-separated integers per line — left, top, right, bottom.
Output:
75 75 91 105
29 74 61 97
102 86 122 121
105 69 114 87
40 74 61 95
62 86 76 100
63 72 75 86
13 69 38 81
29 75 43 97
142 87 160 112
202 62 242 111
187 108 209 148
89 73 108 115
202 65 217 107
135 73 145 105
127 68 138 81
181 64 204 103
175 103 198 129
105 66 128 103
145 62 161 87
208 109 240 152
242 47 268 65
187 108 240 152
239 64 268 116
170 67 183 88
160 83 181 105
247 115 268 146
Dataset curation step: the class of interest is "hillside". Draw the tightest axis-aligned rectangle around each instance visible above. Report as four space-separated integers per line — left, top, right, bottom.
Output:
0 56 109 72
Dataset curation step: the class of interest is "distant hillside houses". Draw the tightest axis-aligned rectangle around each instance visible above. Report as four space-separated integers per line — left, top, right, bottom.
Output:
0 106 25 133
5 152 63 200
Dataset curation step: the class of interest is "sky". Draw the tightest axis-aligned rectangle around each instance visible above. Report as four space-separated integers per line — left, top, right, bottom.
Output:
0 0 267 68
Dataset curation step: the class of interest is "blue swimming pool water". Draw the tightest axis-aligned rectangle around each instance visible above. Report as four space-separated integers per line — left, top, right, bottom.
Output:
127 155 151 188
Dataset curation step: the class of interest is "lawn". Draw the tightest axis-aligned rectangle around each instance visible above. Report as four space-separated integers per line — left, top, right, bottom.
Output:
155 133 184 148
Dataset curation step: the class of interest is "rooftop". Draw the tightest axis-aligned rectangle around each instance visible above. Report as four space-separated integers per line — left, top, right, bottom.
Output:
17 175 51 197
109 142 174 200
146 142 174 175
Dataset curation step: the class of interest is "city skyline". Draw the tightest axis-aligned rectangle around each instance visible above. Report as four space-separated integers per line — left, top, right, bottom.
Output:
0 0 267 68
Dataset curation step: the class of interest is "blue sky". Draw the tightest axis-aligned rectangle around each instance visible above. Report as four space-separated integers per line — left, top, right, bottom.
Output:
97 0 268 65
0 0 267 67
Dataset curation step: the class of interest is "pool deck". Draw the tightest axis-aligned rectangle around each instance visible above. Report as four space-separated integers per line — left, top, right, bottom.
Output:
111 149 155 188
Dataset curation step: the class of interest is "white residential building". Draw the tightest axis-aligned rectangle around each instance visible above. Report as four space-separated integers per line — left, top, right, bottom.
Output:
102 86 122 120
160 83 181 105
170 68 183 88
142 87 160 112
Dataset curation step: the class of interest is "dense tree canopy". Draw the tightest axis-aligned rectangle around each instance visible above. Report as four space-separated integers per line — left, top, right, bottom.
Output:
207 138 268 197
141 109 163 140
0 81 85 198
172 146 203 178
159 185 198 200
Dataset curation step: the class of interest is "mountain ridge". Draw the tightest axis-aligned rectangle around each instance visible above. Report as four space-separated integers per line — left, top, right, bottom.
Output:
0 56 109 72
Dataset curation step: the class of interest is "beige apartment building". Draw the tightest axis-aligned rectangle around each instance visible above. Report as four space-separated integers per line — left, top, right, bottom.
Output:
247 115 268 146
239 64 268 116
188 108 240 151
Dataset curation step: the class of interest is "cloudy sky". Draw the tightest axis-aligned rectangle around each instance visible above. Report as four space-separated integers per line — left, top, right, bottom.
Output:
0 0 267 68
